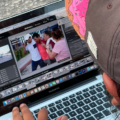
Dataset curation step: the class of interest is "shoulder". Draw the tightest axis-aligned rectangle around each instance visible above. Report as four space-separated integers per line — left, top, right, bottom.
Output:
59 39 65 43
32 39 36 44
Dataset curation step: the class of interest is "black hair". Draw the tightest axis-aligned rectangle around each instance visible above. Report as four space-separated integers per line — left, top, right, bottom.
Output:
44 31 51 37
32 33 40 39
51 28 63 40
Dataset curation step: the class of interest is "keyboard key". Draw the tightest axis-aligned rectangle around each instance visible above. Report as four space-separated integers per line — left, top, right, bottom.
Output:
77 114 84 120
96 83 102 87
102 85 106 89
89 85 95 89
49 113 57 119
64 107 71 113
96 99 103 105
48 110 51 114
69 94 75 98
112 108 117 113
56 104 64 109
102 110 111 116
77 101 84 107
103 91 107 95
70 104 78 110
41 106 48 109
83 105 90 111
83 111 91 117
55 100 62 104
63 101 70 106
102 97 109 102
89 102 97 108
34 109 39 114
97 105 104 111
83 92 90 98
83 88 89 92
70 118 77 120
84 98 91 104
62 97 69 101
49 107 57 113
97 93 104 98
90 108 98 114
48 103 55 107
35 114 38 118
56 110 64 116
96 87 103 92
69 111 77 117
89 90 97 95
70 98 77 103
76 91 82 95
85 117 95 120
94 113 104 120
77 95 84 101
48 117 50 120
76 108 84 114
103 102 111 108
65 114 70 119
90 96 98 101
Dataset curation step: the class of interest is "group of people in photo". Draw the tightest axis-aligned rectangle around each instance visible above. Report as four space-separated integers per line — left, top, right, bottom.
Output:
23 28 70 71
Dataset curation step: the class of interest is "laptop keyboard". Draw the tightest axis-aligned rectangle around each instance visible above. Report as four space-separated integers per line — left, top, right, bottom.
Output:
32 82 114 120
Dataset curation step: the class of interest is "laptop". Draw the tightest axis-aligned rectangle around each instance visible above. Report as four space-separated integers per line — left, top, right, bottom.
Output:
0 1 116 120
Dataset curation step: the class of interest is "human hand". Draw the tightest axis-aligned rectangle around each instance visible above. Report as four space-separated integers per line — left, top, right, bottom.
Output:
41 42 46 48
12 104 68 120
46 44 51 49
23 43 26 48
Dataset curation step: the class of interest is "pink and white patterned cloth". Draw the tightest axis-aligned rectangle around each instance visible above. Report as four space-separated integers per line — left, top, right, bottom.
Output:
69 0 89 37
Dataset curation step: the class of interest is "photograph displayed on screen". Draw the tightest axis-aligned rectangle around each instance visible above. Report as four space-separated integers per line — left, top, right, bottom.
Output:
0 45 13 64
10 24 70 76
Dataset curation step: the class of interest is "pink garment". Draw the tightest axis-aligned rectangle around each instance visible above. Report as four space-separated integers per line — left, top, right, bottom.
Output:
69 0 89 37
53 39 70 62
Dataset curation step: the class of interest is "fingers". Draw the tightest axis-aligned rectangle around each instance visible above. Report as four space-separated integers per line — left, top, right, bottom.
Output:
12 107 23 120
103 73 120 105
20 104 35 120
37 108 48 120
112 97 120 105
56 115 68 120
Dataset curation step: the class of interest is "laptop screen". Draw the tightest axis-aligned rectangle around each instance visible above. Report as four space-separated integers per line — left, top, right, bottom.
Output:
0 5 97 116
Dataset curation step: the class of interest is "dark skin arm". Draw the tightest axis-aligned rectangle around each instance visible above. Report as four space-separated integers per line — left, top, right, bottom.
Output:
23 43 27 54
12 103 68 120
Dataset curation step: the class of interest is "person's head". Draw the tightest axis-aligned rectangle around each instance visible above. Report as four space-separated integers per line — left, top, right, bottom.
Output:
51 28 63 41
32 33 41 43
43 31 51 41
24 34 32 43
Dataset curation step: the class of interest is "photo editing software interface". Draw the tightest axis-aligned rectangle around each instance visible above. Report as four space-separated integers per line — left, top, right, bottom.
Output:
0 9 96 108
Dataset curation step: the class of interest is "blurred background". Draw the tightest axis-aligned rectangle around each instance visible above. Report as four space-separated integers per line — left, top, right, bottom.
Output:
0 0 59 21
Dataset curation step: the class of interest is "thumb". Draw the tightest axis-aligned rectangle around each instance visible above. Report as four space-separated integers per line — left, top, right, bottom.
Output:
56 115 68 120
111 97 120 105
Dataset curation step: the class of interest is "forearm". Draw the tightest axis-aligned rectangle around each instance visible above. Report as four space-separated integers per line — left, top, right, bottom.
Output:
47 49 54 59
23 48 27 54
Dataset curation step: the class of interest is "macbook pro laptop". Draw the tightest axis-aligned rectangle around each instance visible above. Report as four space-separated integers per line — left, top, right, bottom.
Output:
0 1 116 120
